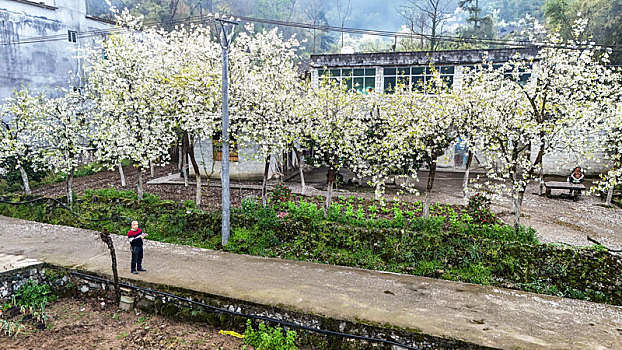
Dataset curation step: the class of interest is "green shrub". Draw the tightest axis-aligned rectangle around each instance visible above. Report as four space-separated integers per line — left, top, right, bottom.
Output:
270 182 292 206
0 157 48 191
465 193 498 225
85 188 138 201
244 320 297 350
13 280 57 309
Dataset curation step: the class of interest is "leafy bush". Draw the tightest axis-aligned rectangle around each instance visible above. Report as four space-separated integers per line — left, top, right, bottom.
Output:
244 320 297 350
13 280 57 309
466 193 498 225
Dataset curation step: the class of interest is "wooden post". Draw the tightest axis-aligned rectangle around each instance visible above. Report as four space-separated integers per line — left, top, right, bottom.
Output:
99 229 120 306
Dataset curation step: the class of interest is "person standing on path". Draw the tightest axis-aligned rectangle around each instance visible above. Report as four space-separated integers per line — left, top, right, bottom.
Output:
128 221 147 274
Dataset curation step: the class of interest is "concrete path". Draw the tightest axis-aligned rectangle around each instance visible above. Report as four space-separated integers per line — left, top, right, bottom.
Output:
1 215 621 349
0 253 41 273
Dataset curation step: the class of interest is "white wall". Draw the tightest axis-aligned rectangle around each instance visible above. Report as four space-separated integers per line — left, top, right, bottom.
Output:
0 0 110 99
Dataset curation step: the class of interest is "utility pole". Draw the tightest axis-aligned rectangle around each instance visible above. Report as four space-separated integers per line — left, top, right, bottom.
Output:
214 15 238 246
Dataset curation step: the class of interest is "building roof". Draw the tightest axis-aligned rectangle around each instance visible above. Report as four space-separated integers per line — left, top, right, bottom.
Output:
310 47 539 68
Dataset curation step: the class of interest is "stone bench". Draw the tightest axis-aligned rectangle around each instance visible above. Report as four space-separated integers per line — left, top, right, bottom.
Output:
544 181 586 201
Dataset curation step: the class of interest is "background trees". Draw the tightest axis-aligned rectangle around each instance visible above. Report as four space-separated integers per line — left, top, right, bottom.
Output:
0 89 45 195
296 78 366 214
85 11 175 200
459 18 620 229
230 25 303 206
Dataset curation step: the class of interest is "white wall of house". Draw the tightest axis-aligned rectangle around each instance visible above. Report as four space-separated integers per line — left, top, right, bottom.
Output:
189 138 282 181
0 0 110 99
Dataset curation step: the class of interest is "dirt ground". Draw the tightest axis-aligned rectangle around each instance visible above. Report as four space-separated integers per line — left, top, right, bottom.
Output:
31 164 260 212
30 163 622 250
0 297 248 350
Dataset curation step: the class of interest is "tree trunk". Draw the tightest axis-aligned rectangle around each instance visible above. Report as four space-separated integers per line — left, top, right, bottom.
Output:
18 165 31 195
137 167 144 201
262 156 270 207
178 141 182 171
150 161 154 177
118 162 126 187
186 133 202 207
512 188 525 232
423 160 437 219
375 183 383 200
99 229 120 305
295 149 306 195
606 187 614 206
463 150 473 204
66 167 74 205
324 166 335 216
538 167 545 196
182 133 189 187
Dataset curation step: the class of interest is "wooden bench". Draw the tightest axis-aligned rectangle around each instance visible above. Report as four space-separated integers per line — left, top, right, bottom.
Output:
544 181 586 201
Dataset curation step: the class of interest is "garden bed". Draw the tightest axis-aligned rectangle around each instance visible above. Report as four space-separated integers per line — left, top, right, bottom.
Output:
0 189 620 306
1 295 251 349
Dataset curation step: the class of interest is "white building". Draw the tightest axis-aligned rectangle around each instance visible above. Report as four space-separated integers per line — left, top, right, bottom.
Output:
0 0 111 99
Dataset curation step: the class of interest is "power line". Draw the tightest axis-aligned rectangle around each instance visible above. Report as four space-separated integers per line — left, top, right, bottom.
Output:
2 11 622 53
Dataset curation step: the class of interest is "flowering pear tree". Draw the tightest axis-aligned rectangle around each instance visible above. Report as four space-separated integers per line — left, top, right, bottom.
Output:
230 25 303 206
455 85 489 203
460 17 619 229
0 88 45 194
391 79 458 218
296 78 366 215
84 11 175 200
593 103 622 206
36 90 93 204
352 90 420 200
157 25 222 206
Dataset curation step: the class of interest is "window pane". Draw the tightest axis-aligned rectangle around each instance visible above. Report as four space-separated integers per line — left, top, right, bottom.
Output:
440 66 455 74
330 69 341 77
397 76 410 87
383 67 396 76
364 77 375 91
353 68 365 76
519 73 530 83
397 67 408 76
318 69 328 76
425 66 433 75
412 76 425 91
411 66 425 75
353 77 364 91
442 75 454 89
342 68 353 77
365 68 376 75
343 77 353 90
384 76 396 93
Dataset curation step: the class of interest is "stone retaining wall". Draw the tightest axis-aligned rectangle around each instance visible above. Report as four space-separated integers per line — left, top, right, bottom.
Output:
1 264 492 350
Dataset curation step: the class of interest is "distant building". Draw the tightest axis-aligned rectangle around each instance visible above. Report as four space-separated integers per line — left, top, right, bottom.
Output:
0 0 110 100
309 47 538 95
309 48 608 176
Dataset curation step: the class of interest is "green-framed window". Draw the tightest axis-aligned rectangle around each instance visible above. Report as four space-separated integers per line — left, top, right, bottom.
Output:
382 65 455 93
318 67 376 93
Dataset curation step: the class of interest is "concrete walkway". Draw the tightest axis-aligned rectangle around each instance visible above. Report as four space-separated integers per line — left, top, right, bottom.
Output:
1 215 621 349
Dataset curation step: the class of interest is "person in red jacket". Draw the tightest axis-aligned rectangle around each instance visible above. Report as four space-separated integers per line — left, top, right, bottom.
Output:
128 221 147 274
